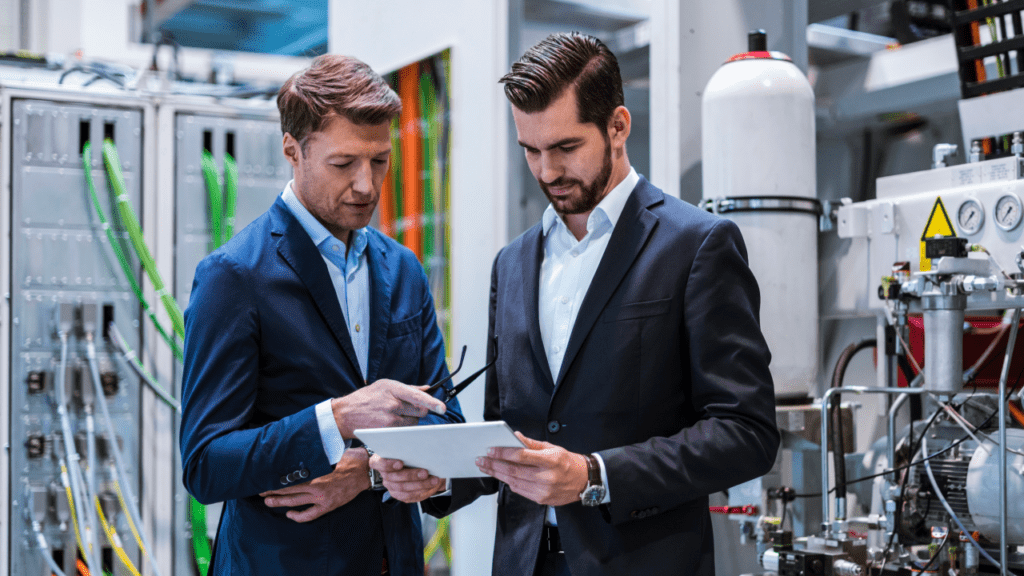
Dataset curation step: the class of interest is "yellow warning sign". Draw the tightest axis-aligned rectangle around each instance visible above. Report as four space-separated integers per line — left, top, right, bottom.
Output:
919 196 956 271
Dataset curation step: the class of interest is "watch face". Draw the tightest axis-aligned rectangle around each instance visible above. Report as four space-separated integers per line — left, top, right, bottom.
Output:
581 485 606 506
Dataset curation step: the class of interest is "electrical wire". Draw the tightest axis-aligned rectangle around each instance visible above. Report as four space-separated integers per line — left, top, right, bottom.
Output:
201 149 223 250
922 434 1002 569
60 463 88 562
102 140 212 574
83 142 182 360
223 152 238 241
107 322 179 411
29 500 68 576
94 495 142 576
101 139 185 339
77 558 91 576
55 331 101 573
110 470 147 566
84 336 162 576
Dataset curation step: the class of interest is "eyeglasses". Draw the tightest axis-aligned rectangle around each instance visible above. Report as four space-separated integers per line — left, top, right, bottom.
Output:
425 345 495 404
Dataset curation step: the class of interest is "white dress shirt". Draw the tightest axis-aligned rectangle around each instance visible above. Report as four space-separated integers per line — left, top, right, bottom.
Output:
282 182 370 465
539 167 639 524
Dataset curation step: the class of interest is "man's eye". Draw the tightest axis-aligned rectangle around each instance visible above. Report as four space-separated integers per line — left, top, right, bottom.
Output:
559 146 577 153
332 162 352 169
372 159 388 165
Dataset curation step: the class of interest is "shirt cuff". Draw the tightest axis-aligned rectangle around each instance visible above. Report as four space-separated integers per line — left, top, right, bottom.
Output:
592 452 611 504
315 399 347 465
432 478 453 498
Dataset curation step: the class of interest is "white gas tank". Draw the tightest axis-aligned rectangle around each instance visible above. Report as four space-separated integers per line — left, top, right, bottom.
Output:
701 30 818 400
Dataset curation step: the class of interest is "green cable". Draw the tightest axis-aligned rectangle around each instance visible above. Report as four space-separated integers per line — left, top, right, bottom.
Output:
189 497 212 576
101 139 185 340
441 51 453 348
418 69 436 276
201 150 223 251
223 153 238 241
82 143 183 361
101 140 211 574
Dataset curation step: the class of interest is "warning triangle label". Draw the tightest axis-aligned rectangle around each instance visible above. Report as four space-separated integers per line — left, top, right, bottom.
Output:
921 197 956 241
919 196 956 271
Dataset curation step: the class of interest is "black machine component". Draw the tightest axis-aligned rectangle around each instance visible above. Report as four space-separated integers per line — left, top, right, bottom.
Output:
924 237 969 260
25 434 46 459
776 550 827 576
26 370 49 394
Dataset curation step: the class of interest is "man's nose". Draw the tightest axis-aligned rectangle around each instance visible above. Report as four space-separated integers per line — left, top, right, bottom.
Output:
538 153 563 185
352 161 374 196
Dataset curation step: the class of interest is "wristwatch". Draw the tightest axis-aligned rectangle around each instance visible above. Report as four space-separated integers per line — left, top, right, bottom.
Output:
579 454 606 507
365 447 385 491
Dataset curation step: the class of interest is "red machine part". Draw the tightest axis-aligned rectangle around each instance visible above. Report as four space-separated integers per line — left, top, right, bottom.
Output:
708 505 759 516
904 315 1024 388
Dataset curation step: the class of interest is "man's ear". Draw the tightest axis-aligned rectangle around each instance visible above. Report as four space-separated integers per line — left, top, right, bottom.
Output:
607 106 631 147
282 133 301 169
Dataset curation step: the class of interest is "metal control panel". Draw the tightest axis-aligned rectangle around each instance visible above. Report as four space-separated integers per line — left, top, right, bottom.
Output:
8 97 143 576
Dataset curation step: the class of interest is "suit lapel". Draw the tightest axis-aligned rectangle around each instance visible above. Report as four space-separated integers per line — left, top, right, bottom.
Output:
270 199 362 377
365 232 392 383
553 179 661 389
521 226 556 392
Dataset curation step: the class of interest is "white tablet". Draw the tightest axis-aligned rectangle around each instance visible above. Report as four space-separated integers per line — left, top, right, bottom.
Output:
354 421 526 478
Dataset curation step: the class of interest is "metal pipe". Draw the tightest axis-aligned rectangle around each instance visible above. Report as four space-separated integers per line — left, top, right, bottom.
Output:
820 385 928 535
995 307 1020 576
887 374 924 484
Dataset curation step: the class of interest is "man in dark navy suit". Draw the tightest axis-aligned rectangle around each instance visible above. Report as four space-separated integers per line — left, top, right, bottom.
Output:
373 33 780 575
180 54 463 576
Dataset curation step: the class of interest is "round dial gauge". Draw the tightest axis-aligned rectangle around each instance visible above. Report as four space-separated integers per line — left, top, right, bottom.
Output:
957 198 985 235
995 193 1024 231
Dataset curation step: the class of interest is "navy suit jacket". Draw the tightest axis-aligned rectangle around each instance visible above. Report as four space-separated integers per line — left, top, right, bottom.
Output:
180 196 464 575
424 177 779 575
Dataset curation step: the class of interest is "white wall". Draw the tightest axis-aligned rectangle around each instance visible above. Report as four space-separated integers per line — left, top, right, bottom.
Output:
330 2 510 575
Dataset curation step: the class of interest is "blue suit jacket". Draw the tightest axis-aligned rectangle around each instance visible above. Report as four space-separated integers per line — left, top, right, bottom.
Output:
425 177 779 575
180 196 464 575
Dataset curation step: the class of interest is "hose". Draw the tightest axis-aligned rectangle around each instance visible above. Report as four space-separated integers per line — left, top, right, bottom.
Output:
189 497 212 576
829 338 877 507
223 153 238 241
82 142 182 360
201 149 223 250
94 495 142 576
85 336 162 576
101 139 185 339
922 434 1002 569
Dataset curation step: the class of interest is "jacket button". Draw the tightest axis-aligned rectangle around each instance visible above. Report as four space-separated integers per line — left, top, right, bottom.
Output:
547 420 560 434
279 475 289 485
298 469 309 479
630 510 640 519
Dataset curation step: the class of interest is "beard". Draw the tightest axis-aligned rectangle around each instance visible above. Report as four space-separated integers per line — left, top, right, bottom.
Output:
539 136 613 216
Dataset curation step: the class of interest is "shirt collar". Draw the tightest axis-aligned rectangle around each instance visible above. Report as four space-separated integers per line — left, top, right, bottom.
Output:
281 180 368 258
541 167 640 237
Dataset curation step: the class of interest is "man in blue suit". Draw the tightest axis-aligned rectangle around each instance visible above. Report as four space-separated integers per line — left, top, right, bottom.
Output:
373 33 779 575
180 54 463 576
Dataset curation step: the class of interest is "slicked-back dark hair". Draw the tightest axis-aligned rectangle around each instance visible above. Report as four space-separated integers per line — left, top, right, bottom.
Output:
500 32 623 128
277 54 401 151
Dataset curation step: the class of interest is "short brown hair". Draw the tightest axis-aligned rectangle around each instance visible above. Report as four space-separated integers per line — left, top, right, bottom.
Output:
277 54 401 149
500 32 623 128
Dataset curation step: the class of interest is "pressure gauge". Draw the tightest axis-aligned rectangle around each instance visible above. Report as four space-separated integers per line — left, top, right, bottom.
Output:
994 193 1024 231
957 198 985 235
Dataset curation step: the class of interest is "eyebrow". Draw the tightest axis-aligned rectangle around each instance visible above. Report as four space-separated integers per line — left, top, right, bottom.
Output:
327 149 392 160
518 138 583 151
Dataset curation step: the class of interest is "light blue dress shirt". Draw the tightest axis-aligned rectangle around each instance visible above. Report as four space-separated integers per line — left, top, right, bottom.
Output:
539 167 639 522
282 182 370 465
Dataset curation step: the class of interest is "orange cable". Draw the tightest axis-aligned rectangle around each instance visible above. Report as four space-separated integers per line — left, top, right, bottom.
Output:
76 558 91 576
399 63 423 260
1009 399 1024 428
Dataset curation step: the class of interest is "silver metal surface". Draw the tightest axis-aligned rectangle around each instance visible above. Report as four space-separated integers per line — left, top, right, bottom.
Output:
923 307 965 395
997 308 1020 575
5 89 146 576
